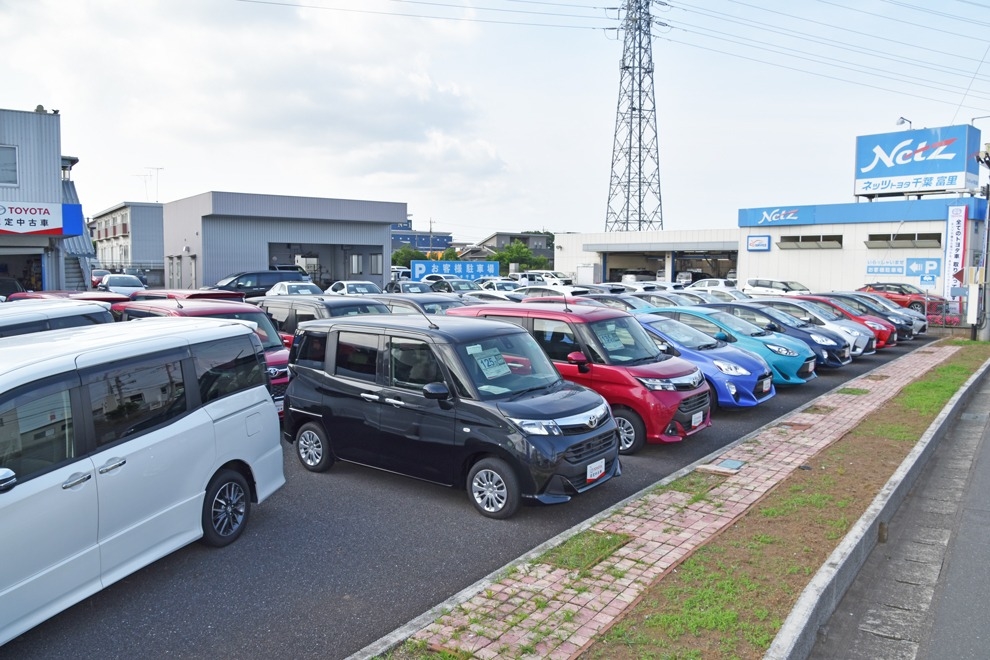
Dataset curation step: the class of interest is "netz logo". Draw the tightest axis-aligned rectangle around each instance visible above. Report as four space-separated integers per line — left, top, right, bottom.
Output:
859 138 957 173
758 208 798 224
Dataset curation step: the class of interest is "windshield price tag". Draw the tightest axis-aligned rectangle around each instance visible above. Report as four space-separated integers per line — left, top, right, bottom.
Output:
475 348 511 379
596 331 623 351
586 458 605 482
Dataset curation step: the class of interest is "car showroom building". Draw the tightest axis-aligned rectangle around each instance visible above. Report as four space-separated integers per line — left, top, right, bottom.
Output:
555 123 989 313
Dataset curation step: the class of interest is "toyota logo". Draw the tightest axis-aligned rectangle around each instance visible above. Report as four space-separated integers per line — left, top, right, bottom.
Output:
267 367 281 378
586 412 601 429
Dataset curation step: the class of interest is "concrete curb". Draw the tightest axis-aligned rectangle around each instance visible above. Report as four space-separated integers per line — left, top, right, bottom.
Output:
765 355 990 660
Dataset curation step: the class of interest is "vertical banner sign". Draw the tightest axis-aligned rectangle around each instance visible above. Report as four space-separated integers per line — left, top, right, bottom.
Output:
944 205 968 303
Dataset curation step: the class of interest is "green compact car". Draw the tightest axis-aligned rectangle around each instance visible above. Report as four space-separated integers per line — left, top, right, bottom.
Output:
654 306 817 386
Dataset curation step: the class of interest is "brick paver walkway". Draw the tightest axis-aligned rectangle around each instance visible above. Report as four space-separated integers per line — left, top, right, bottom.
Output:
403 345 959 659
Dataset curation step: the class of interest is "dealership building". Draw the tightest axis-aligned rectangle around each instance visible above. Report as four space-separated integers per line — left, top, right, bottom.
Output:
556 123 988 310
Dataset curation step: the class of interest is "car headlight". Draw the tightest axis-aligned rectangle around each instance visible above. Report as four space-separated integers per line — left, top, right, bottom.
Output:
637 369 703 391
865 321 885 331
713 359 750 376
508 417 562 436
766 343 798 356
637 377 678 391
810 333 837 346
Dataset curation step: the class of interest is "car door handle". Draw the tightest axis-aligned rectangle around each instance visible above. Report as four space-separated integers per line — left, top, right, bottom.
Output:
98 458 127 474
383 398 407 407
62 472 93 489
360 393 380 402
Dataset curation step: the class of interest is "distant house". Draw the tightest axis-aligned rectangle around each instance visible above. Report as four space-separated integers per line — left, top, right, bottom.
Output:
458 231 553 262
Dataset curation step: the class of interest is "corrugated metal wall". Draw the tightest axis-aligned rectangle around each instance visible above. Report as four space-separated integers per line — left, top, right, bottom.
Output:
0 109 61 202
130 204 164 264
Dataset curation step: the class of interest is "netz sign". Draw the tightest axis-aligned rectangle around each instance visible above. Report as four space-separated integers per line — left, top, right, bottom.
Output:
854 124 980 197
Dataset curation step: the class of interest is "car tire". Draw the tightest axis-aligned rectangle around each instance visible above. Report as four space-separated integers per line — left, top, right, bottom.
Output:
908 301 925 313
613 408 646 455
200 469 250 548
296 422 334 472
468 458 520 519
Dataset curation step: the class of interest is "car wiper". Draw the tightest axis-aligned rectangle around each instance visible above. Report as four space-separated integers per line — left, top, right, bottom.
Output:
507 384 550 400
698 342 719 350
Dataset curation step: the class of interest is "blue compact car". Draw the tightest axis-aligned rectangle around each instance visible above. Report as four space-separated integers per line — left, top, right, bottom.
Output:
705 301 853 369
637 314 776 408
654 306 818 386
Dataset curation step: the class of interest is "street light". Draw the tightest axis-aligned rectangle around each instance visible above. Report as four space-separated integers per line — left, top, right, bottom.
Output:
972 115 990 125
896 117 912 129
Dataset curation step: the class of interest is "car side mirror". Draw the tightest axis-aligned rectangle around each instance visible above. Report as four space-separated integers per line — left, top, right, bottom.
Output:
714 331 733 342
566 350 591 373
765 322 780 332
423 382 451 400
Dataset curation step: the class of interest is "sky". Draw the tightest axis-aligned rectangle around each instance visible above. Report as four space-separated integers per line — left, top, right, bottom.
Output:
5 0 990 244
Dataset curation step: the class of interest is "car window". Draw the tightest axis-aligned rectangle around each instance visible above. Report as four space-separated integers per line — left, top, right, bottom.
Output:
585 315 662 364
0 381 75 481
193 337 266 403
453 333 560 399
88 358 187 447
673 313 722 337
389 338 443 390
334 332 379 382
293 332 327 369
533 318 579 361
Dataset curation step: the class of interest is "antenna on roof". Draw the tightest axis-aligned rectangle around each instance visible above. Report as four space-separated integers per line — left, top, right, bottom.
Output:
414 304 440 330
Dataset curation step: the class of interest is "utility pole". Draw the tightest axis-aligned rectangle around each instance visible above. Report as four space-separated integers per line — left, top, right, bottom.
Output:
605 0 663 232
147 167 164 202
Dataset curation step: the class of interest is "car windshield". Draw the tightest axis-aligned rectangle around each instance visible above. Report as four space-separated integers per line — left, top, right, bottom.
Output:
449 280 481 291
109 275 143 287
208 311 283 350
328 303 390 316
493 281 518 291
708 310 767 336
586 315 664 364
756 305 804 327
422 300 465 314
453 332 562 400
799 300 842 321
782 281 809 291
862 294 899 311
821 297 858 316
898 283 925 294
285 284 322 294
644 317 721 350
347 283 382 294
401 282 432 293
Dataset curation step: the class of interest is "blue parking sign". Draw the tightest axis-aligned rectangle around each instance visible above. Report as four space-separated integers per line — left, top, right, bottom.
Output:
906 258 941 277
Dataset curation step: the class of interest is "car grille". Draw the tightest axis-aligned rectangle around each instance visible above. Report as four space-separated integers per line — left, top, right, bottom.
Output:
270 382 287 399
678 390 710 415
564 430 617 463
798 358 816 377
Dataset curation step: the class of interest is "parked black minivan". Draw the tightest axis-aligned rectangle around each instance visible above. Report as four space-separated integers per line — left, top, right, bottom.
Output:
282 316 620 519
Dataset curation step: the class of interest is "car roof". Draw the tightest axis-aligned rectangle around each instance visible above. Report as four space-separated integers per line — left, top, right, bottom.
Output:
112 298 265 315
0 298 111 318
448 301 629 322
371 293 462 302
259 295 388 307
0 317 258 387
297 314 528 343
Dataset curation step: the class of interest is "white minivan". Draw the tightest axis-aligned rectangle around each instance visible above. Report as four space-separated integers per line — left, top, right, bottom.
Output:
0 317 285 646
0 299 114 337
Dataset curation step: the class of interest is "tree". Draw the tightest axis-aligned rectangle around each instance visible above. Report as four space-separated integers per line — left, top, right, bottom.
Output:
440 247 459 261
392 245 427 267
493 240 549 274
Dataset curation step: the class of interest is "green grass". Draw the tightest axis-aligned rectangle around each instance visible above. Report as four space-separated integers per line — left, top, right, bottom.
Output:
538 530 631 571
837 387 870 395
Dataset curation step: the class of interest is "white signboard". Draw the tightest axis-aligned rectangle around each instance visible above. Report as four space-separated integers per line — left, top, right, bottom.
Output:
944 205 968 303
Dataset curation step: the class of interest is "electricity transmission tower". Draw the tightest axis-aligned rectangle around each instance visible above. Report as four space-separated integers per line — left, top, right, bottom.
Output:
604 0 663 232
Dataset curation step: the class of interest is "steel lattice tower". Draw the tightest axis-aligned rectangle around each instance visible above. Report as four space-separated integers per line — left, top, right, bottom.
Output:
604 0 663 232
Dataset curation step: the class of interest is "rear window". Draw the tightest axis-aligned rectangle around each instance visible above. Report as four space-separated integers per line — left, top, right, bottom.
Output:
335 332 379 381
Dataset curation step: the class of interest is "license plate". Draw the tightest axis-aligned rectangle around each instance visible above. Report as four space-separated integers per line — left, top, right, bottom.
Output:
274 398 284 414
761 379 772 393
586 458 605 482
691 410 704 427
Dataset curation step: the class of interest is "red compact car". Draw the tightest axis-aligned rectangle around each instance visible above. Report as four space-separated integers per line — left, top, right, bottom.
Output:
129 288 246 301
857 282 947 315
112 298 289 416
448 302 712 454
794 295 897 349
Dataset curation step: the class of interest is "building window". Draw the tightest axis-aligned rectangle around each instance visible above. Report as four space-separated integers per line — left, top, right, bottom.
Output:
370 254 383 275
777 234 843 249
0 145 16 185
350 254 363 274
864 233 941 249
